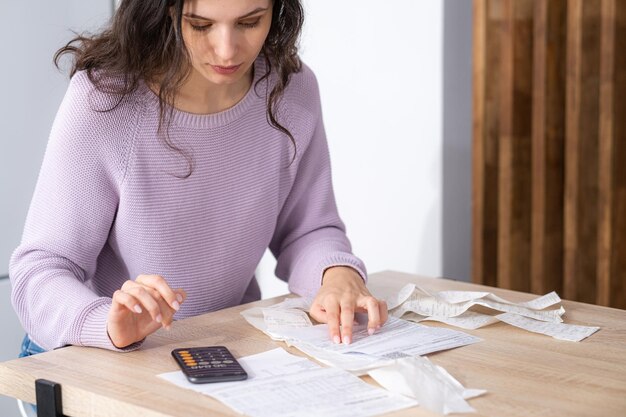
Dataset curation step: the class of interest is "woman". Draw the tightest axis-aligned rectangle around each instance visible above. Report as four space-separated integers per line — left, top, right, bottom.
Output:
10 0 387 355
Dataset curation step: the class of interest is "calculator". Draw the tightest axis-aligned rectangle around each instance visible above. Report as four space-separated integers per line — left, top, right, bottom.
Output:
171 346 248 384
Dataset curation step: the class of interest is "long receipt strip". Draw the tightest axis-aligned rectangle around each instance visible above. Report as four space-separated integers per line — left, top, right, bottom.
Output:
159 348 417 417
387 284 600 341
390 286 565 323
496 312 599 342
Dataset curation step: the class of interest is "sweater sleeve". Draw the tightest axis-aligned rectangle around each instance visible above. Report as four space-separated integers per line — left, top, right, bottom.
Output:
269 65 367 298
9 72 140 351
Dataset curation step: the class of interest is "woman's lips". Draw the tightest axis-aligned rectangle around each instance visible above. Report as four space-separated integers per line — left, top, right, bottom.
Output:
210 64 242 75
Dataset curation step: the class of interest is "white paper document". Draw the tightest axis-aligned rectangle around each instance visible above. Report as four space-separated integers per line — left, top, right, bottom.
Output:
495 312 600 341
242 300 482 373
284 316 480 358
212 367 417 417
391 286 565 323
262 308 312 327
266 296 312 311
436 290 562 310
241 306 311 340
389 284 600 341
368 355 486 415
240 297 487 415
159 348 417 417
402 311 500 330
265 316 481 373
385 283 417 310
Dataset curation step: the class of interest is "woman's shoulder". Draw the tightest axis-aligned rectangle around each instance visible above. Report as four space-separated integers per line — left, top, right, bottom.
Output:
67 70 145 114
280 60 322 116
58 70 145 144
49 70 144 179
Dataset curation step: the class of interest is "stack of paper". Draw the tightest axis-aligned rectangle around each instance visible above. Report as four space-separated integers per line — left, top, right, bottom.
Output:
240 303 486 414
159 348 418 417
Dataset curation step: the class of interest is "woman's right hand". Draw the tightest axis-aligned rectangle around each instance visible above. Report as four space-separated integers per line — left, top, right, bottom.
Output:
107 274 186 349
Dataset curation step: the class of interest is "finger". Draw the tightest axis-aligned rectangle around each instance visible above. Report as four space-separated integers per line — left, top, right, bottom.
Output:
136 274 181 312
140 285 177 329
323 302 342 345
154 292 177 329
174 288 187 304
309 302 327 323
361 296 381 334
121 279 161 300
380 300 389 324
139 286 180 329
112 290 143 315
340 303 355 345
125 285 163 324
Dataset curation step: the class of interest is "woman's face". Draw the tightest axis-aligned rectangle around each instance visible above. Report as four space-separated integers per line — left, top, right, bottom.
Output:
180 0 272 87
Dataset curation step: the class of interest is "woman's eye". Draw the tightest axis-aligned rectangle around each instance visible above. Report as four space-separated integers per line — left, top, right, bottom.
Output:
239 19 260 28
190 23 212 32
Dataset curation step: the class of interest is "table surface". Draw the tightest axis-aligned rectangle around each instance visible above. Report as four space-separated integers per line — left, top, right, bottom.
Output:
1 271 625 417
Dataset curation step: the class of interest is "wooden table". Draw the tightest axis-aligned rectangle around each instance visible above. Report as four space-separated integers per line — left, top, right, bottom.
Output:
1 271 625 417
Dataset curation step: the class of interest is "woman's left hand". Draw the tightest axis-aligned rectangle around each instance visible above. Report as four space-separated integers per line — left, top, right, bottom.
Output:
309 266 388 345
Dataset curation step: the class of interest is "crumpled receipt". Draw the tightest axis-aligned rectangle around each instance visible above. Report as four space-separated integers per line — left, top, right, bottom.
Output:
388 284 599 341
368 355 486 415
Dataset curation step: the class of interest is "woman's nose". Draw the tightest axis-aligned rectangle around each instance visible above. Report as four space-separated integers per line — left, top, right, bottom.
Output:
212 28 238 63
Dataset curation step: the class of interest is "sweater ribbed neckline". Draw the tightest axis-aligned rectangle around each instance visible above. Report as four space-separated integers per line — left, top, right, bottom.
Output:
138 57 266 129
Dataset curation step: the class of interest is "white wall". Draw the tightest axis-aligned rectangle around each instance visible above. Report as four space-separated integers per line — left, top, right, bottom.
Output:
258 0 464 298
0 1 113 277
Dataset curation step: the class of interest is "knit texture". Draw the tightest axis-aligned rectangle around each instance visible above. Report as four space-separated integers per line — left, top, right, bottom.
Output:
9 57 366 351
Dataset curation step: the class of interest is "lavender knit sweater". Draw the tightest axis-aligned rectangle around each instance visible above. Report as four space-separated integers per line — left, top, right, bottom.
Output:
9 57 366 351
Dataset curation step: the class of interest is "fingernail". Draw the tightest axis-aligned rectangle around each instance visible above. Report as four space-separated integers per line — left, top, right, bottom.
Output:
134 305 142 314
368 328 375 336
343 335 351 345
156 314 162 323
177 294 183 303
376 325 381 329
172 301 180 311
333 335 341 344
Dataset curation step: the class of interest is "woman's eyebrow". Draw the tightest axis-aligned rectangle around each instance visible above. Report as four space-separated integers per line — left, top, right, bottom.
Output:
183 7 269 21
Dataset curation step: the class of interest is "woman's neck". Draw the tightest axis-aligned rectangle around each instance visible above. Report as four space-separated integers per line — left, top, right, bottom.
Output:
172 66 254 115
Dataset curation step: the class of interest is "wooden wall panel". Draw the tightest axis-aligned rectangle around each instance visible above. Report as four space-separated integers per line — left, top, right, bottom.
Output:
473 0 501 288
564 0 601 304
611 0 626 308
498 0 534 291
530 0 566 296
598 0 626 307
473 0 626 308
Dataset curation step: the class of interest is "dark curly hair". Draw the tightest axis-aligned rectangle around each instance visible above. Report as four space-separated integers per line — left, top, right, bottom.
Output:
54 0 304 176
